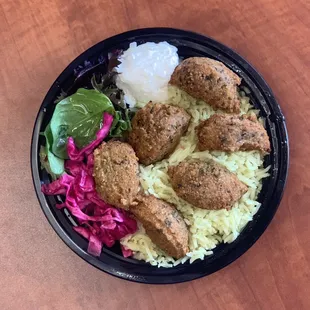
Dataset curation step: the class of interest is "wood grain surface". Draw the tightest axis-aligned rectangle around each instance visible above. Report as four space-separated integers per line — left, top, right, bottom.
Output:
1 0 310 309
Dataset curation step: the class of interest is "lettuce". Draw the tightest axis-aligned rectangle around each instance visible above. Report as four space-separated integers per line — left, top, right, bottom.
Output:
91 73 134 137
40 123 65 177
50 88 114 159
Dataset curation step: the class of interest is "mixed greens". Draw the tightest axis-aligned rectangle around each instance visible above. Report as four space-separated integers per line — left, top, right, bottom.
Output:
91 72 134 137
50 89 114 159
40 51 134 177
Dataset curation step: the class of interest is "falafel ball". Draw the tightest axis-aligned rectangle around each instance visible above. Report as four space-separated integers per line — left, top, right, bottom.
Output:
170 57 241 113
93 141 140 210
128 102 191 165
168 159 248 210
130 195 189 259
195 113 271 153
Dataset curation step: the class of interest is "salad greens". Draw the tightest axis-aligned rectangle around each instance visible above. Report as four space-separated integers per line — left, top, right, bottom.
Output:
49 88 114 159
41 123 65 177
40 49 135 177
91 73 134 137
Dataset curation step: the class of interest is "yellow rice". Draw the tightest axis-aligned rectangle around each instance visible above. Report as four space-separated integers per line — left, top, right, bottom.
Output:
120 86 270 268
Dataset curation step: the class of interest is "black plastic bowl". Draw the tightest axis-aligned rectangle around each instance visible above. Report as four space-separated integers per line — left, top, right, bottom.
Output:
31 28 289 284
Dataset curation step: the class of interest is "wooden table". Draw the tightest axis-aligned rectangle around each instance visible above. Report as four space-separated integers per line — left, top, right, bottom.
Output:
1 0 309 309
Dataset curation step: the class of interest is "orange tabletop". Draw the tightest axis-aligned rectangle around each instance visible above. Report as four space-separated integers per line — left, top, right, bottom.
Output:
1 0 309 309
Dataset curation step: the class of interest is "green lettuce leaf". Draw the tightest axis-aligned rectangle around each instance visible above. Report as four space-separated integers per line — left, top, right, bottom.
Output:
41 123 65 177
50 88 114 159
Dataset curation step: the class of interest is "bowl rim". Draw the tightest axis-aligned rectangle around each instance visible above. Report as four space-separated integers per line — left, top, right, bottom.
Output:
31 27 289 284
